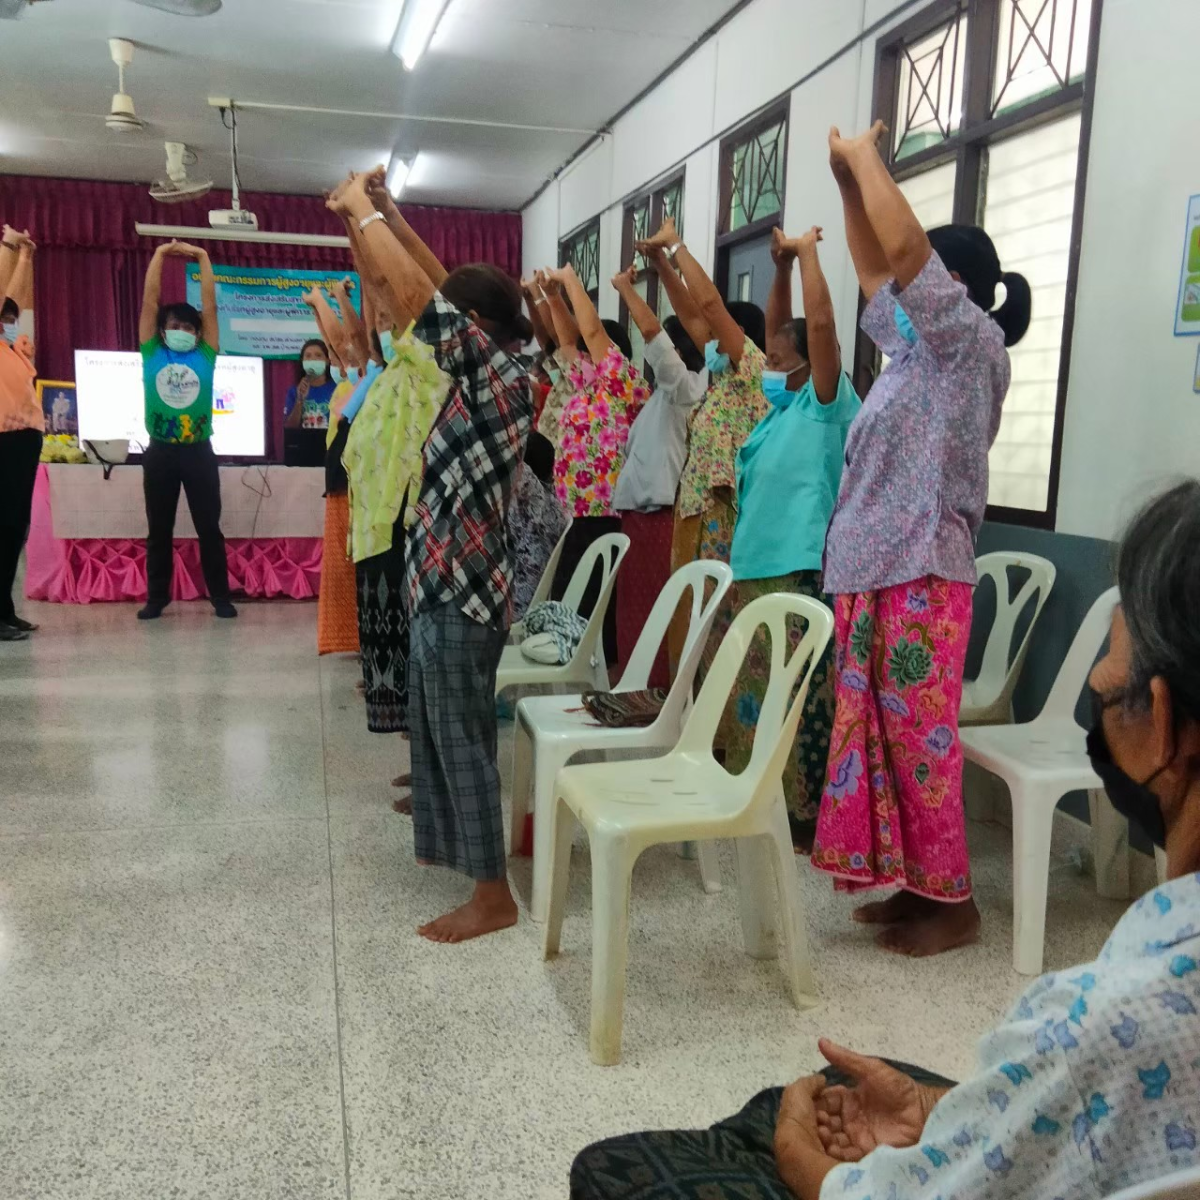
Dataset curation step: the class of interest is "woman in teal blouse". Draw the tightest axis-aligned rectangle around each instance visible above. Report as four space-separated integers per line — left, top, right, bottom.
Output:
721 225 860 848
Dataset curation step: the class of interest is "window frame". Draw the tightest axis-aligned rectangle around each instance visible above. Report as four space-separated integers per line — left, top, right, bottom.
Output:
714 100 791 298
558 216 602 305
864 0 1105 529
618 168 687 343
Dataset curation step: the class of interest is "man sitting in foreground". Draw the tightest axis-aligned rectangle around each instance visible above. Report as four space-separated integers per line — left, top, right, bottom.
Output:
572 480 1200 1200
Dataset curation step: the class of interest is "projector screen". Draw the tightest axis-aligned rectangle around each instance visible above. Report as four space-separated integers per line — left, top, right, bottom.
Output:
75 350 266 458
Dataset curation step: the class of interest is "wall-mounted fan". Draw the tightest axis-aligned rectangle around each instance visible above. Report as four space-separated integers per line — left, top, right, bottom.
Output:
149 142 213 203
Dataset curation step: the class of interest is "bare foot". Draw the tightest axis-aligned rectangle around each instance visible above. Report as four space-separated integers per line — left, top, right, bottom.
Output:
417 881 518 944
392 773 412 788
392 795 412 816
853 891 934 925
876 898 981 958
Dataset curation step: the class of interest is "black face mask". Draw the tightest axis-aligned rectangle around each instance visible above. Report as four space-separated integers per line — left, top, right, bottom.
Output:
1086 688 1170 849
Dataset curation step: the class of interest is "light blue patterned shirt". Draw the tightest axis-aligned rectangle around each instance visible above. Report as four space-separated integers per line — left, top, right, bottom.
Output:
826 874 1200 1200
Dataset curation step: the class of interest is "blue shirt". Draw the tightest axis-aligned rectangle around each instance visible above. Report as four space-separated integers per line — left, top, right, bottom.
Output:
284 378 337 428
730 372 860 582
827 872 1200 1200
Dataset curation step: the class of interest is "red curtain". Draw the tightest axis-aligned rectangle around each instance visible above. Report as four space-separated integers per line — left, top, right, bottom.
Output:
0 175 521 457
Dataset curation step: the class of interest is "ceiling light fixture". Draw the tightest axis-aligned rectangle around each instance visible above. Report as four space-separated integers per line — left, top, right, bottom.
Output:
134 223 349 248
387 151 416 199
390 0 451 71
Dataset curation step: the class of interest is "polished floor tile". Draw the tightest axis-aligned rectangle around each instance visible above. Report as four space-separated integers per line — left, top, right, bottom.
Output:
0 594 1134 1200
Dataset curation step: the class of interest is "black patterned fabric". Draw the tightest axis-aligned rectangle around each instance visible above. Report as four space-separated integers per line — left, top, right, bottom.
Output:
569 1063 956 1200
356 534 409 735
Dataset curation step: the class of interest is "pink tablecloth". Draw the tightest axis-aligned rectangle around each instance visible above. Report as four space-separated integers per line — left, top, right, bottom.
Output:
25 465 323 605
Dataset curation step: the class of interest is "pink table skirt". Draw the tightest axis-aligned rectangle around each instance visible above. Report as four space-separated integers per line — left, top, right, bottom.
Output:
25 465 323 605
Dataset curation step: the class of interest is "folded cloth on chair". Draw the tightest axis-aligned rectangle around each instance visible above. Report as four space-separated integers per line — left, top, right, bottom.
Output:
581 688 669 728
521 601 587 665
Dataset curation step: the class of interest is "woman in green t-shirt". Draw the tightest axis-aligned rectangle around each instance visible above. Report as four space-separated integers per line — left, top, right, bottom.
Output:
137 240 235 621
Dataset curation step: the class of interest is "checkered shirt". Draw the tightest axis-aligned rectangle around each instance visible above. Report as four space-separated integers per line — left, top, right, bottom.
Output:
406 292 533 629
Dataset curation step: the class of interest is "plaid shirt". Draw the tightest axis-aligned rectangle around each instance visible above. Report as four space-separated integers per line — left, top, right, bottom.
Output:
406 293 533 629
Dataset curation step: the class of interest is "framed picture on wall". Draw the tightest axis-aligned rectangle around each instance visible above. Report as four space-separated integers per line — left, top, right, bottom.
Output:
1175 194 1200 337
37 380 78 444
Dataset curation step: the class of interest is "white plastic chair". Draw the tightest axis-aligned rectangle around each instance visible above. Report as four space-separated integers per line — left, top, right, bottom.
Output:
960 587 1119 976
495 532 630 699
961 552 1058 725
510 518 574 644
1105 1167 1200 1200
543 593 833 1065
512 560 734 922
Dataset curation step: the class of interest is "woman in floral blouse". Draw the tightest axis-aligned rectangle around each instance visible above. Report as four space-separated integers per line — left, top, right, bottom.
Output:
540 263 649 669
636 216 771 682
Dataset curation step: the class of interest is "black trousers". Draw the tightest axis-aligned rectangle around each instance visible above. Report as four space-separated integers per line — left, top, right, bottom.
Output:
0 427 43 623
142 439 230 605
569 1060 957 1199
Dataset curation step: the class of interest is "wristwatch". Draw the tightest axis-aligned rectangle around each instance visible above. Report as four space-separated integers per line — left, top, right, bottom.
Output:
358 212 385 232
666 242 684 262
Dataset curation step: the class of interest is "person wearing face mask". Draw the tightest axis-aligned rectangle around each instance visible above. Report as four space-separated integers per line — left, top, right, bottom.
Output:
0 226 42 641
636 216 771 684
714 226 861 849
810 123 1033 957
610 263 707 688
284 339 337 430
137 240 235 622
571 480 1200 1200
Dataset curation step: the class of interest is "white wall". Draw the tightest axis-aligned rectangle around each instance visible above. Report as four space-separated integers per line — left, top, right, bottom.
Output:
524 0 1200 540
1055 0 1200 539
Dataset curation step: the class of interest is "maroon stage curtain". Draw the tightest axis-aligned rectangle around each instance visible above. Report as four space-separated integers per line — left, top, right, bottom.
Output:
0 175 521 458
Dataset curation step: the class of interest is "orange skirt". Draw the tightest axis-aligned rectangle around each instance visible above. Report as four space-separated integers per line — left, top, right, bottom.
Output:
318 493 360 656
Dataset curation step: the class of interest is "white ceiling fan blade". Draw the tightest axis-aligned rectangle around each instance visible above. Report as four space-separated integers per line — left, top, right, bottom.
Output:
128 0 223 15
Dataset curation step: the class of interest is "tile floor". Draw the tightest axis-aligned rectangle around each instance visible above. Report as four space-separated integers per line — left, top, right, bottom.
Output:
0 597 1133 1200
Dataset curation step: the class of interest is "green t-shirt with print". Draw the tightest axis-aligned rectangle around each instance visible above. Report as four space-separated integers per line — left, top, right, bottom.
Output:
140 338 217 444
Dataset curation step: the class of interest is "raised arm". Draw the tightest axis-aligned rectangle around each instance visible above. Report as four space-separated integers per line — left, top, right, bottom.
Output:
645 246 710 353
789 227 841 404
191 245 219 352
538 269 580 364
640 216 745 366
830 122 929 292
767 227 796 342
365 167 449 290
329 173 435 327
333 276 369 368
550 263 612 363
611 264 661 344
138 242 172 345
0 225 21 303
5 234 35 312
521 277 555 353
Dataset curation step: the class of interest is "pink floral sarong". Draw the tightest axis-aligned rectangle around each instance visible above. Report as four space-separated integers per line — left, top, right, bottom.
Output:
812 576 973 902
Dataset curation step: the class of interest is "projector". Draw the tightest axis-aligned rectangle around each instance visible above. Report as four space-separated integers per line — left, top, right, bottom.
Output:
208 209 259 230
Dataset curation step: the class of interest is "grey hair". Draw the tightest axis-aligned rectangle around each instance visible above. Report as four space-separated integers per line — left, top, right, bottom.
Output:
1116 479 1200 717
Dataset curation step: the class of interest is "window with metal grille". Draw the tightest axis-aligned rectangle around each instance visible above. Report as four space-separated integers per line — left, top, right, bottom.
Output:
869 0 1102 527
619 172 686 369
559 217 601 304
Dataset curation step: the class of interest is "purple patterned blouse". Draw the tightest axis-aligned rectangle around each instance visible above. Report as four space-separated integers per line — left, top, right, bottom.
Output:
822 254 1011 596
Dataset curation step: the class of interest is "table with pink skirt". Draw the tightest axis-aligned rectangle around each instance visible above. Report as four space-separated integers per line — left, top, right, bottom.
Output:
25 463 325 604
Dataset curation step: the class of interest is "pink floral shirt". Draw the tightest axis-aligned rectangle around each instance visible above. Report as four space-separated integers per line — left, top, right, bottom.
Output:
553 346 649 518
677 336 769 519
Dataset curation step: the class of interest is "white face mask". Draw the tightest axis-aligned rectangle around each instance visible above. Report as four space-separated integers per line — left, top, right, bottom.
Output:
302 360 328 377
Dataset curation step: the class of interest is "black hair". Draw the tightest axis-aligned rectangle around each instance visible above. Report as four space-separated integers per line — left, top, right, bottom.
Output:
1116 479 1200 721
576 319 633 362
296 338 330 383
726 300 766 352
370 328 383 360
776 317 809 364
664 315 704 373
442 263 530 347
0 298 18 323
157 302 202 340
928 224 1032 348
524 430 555 486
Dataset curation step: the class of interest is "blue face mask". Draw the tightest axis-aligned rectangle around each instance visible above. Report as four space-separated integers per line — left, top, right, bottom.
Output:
164 329 197 354
761 370 794 409
331 365 357 386
303 359 328 377
704 339 731 375
379 329 397 363
895 304 918 348
1 321 17 346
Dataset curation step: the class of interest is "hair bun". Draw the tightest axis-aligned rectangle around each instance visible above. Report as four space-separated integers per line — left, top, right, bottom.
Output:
993 270 1032 348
